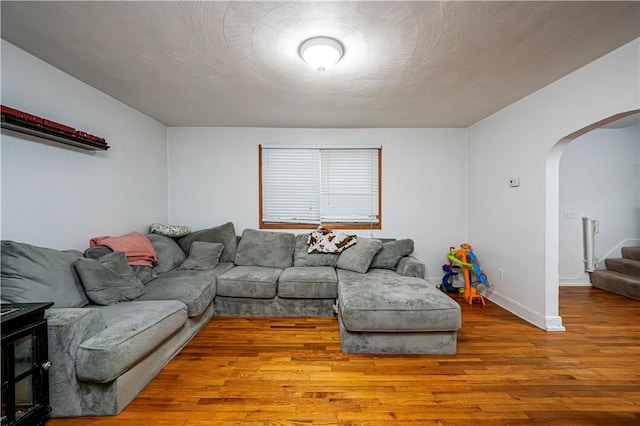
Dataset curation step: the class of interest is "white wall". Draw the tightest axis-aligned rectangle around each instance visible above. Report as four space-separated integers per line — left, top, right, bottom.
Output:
559 124 640 284
1 41 169 250
167 127 468 280
468 39 640 330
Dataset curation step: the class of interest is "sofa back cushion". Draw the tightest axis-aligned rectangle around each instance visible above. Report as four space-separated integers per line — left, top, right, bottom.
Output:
234 229 295 268
179 242 224 270
0 240 89 308
293 233 339 267
146 233 186 275
177 221 238 263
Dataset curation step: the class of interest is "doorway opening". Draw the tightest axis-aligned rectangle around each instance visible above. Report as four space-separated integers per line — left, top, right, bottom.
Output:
545 109 640 330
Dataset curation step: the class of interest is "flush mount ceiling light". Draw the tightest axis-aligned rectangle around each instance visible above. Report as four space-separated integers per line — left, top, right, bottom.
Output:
299 36 344 72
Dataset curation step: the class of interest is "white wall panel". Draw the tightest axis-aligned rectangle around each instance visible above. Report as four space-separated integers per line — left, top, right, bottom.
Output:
468 39 640 330
168 127 468 280
1 41 168 250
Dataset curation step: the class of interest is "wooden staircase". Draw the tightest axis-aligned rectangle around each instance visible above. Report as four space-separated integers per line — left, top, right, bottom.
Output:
589 246 640 300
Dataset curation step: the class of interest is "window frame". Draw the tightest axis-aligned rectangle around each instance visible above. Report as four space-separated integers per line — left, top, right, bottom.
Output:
259 145 382 230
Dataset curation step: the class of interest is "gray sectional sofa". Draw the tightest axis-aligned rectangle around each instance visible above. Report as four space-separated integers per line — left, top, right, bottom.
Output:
1 224 235 418
0 221 461 418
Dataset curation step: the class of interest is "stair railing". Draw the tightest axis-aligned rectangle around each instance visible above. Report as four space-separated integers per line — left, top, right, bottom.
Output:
596 238 640 264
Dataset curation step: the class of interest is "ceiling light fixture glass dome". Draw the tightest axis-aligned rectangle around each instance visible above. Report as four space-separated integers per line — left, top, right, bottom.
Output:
299 36 344 72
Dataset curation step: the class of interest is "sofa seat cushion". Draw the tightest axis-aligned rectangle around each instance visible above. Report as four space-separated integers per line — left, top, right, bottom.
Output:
76 300 187 383
338 269 461 332
136 262 234 317
278 267 338 299
217 266 282 299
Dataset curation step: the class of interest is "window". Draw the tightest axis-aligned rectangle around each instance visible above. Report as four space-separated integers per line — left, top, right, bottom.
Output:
259 145 381 229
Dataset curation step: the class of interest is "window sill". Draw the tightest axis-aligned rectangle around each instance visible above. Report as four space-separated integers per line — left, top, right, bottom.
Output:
259 222 381 230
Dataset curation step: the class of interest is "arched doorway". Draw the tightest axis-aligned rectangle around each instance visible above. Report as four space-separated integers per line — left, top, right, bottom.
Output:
545 109 640 330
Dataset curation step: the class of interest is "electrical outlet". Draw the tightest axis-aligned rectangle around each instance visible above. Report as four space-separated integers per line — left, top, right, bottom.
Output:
498 268 504 279
563 210 575 219
508 177 520 187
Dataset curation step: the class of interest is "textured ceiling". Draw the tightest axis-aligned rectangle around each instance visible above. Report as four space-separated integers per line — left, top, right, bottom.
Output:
1 1 639 128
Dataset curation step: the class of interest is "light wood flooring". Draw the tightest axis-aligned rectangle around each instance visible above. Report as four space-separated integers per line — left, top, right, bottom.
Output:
48 287 639 425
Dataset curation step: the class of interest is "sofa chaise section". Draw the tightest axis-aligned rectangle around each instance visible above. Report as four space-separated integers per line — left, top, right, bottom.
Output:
337 268 462 354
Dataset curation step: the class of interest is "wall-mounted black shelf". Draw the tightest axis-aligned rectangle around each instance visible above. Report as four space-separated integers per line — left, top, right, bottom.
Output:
1 114 110 151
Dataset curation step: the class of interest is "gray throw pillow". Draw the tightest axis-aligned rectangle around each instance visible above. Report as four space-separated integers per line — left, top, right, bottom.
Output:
83 246 113 259
180 242 224 270
130 265 158 284
370 239 415 270
336 238 383 273
73 251 146 305
84 246 157 284
234 229 295 268
177 222 238 263
147 233 186 274
1 240 89 308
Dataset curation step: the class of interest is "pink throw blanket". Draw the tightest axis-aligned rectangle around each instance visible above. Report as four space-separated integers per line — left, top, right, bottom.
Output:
90 231 158 267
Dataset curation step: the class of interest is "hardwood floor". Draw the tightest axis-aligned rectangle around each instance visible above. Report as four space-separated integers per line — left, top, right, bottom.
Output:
48 287 639 425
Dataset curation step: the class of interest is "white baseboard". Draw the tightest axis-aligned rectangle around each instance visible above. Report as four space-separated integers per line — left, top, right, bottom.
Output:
428 278 567 332
486 290 566 332
559 278 592 287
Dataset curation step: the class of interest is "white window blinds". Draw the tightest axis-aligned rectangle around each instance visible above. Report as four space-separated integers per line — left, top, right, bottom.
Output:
261 146 380 225
320 149 379 223
261 148 320 224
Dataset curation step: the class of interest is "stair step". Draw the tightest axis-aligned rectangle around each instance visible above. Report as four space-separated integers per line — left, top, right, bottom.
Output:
604 258 640 278
621 246 640 261
590 270 640 300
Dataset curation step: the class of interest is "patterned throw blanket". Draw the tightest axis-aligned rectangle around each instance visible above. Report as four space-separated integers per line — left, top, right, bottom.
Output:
307 226 357 254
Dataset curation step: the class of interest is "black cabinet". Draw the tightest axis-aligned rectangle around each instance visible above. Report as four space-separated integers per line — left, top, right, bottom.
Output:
1 303 53 426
